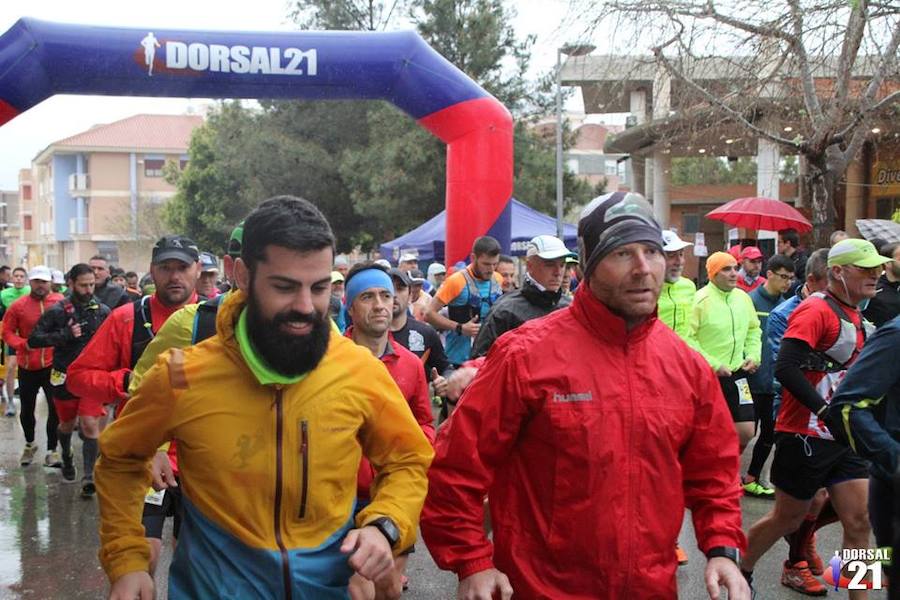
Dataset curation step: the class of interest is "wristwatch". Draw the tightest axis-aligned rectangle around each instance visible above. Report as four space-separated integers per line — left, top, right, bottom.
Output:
367 517 400 548
706 546 741 567
455 322 463 335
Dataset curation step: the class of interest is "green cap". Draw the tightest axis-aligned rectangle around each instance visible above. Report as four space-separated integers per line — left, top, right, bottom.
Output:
827 238 894 268
227 221 244 258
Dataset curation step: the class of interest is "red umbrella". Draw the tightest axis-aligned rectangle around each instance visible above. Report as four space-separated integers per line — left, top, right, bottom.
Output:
706 197 812 233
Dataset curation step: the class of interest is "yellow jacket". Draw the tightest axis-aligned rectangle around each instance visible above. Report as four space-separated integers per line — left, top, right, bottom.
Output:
96 291 434 598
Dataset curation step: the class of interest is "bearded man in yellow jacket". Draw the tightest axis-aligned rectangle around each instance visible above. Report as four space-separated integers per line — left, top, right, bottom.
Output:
96 196 434 600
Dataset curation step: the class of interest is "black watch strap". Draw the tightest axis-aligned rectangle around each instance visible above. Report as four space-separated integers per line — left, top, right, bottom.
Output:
455 322 463 335
706 546 741 566
367 517 400 548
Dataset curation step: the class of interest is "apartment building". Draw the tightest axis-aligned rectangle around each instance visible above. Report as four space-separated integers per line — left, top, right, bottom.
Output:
19 114 203 271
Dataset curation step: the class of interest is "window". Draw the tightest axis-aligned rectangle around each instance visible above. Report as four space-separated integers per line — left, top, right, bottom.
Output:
682 213 700 234
605 160 618 176
21 185 31 200
23 215 32 231
96 241 119 264
179 159 189 170
144 159 165 177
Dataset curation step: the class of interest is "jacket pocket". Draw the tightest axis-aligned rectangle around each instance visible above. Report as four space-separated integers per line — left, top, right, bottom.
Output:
298 420 309 519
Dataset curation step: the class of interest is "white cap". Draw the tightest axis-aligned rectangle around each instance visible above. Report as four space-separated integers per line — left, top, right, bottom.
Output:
51 269 65 284
374 258 392 269
427 263 447 277
28 265 52 282
662 230 692 252
334 255 350 267
399 253 418 263
526 235 576 260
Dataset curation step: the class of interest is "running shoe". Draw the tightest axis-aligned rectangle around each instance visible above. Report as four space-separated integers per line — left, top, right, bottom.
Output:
804 533 824 576
20 442 37 466
44 451 63 468
675 545 689 566
4 401 15 417
742 479 775 498
61 459 77 483
781 560 827 596
81 478 96 498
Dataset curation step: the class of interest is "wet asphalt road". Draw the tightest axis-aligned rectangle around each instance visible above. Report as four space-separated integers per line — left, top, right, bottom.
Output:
0 396 889 599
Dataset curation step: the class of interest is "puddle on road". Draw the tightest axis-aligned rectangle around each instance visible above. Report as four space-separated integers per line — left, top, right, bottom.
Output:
0 416 108 599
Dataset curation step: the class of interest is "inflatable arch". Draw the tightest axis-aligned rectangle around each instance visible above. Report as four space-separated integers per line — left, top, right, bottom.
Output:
0 18 513 266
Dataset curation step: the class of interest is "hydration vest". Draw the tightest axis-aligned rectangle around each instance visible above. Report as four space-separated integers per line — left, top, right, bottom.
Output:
130 296 155 370
446 268 502 324
800 292 875 372
191 294 225 344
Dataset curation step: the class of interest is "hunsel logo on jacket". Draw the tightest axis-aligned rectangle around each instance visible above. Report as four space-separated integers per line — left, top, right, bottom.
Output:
137 33 318 77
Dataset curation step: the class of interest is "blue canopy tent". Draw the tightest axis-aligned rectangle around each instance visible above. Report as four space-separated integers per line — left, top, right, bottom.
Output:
380 198 578 263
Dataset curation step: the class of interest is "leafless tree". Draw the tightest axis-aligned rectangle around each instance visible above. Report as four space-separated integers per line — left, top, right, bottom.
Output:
569 0 900 247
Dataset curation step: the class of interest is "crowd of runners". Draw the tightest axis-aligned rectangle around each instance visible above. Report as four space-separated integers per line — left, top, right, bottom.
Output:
3 191 900 599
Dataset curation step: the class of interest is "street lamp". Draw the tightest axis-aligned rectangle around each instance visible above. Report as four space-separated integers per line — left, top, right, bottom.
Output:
556 43 595 239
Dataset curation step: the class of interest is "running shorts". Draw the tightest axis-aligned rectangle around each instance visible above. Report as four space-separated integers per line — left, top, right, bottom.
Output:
142 484 183 539
771 432 869 500
718 369 756 423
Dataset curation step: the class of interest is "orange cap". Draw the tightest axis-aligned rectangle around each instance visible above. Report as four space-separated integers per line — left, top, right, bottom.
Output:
707 251 737 280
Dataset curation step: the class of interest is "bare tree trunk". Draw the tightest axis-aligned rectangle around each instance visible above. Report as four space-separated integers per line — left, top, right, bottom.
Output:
805 153 838 249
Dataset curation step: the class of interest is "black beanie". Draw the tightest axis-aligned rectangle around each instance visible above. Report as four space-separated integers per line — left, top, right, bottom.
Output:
577 192 664 277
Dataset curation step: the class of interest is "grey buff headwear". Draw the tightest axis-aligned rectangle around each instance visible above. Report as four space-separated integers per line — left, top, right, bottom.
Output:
577 191 664 277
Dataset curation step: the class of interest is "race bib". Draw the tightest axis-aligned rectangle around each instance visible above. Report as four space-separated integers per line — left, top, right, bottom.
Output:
144 488 165 506
735 378 753 405
50 369 66 386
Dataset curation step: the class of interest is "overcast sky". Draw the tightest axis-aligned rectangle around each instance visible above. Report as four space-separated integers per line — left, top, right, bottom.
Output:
0 1 599 189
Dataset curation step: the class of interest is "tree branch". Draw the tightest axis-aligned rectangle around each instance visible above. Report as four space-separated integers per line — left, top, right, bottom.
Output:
835 88 900 140
833 0 868 110
786 0 825 122
650 48 801 149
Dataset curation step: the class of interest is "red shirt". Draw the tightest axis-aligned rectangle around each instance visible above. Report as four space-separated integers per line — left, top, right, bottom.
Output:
346 329 434 499
775 294 864 439
2 292 64 371
736 276 766 293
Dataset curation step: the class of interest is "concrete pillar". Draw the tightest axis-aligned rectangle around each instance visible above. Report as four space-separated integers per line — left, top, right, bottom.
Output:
631 157 645 195
645 158 654 201
757 135 781 200
629 89 649 196
652 64 671 120
652 151 671 228
844 158 865 236
630 89 648 125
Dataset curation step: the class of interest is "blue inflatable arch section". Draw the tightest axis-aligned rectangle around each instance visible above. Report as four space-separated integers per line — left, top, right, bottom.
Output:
0 18 513 265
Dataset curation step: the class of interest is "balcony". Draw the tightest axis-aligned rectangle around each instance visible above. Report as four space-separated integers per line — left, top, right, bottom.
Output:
69 217 88 235
68 173 89 195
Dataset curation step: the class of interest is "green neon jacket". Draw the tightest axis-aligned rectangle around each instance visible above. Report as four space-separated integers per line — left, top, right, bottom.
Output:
690 282 762 372
658 277 696 343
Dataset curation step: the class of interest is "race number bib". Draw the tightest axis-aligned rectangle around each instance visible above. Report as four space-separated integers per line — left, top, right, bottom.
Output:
735 378 753 405
144 488 165 506
50 369 66 386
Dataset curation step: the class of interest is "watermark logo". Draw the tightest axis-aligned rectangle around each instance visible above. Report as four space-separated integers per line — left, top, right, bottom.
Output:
823 548 890 590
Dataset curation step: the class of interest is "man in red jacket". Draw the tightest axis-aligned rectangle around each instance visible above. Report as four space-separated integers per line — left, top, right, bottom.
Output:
2 265 64 468
67 234 200 567
343 262 435 600
421 191 749 600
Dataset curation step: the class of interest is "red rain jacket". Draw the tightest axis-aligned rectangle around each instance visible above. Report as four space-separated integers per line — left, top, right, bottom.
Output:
2 292 64 371
67 293 197 474
421 285 746 599
346 329 435 498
